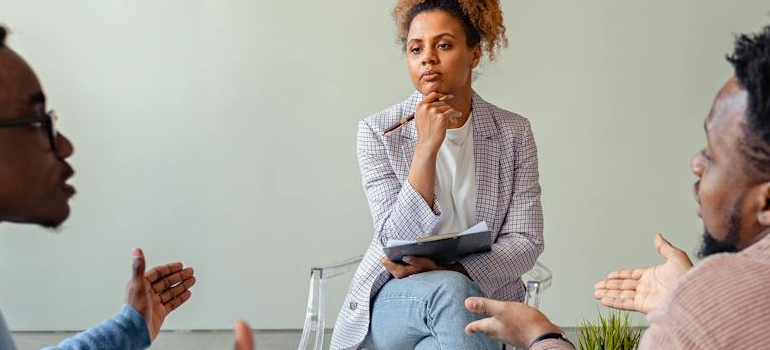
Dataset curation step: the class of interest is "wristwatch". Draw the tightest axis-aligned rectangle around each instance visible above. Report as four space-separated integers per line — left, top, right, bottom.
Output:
529 332 575 348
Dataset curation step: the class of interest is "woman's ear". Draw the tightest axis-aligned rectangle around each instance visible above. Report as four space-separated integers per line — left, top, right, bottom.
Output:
471 45 482 68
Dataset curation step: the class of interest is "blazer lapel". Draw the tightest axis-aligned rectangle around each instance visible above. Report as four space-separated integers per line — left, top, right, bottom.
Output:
471 92 501 232
401 91 422 172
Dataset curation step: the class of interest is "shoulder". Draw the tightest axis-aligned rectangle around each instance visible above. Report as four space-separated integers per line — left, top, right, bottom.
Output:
360 103 405 135
474 95 532 137
360 92 419 135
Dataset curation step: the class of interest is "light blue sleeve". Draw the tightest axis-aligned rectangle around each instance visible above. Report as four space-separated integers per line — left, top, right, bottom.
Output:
41 304 150 350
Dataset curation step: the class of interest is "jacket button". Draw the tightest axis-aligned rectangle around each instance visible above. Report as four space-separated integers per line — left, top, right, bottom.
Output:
349 301 357 311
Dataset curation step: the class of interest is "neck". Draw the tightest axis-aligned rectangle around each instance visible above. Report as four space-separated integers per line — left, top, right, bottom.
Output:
445 86 473 129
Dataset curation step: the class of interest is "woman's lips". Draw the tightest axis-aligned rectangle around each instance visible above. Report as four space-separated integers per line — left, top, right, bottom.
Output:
421 70 441 82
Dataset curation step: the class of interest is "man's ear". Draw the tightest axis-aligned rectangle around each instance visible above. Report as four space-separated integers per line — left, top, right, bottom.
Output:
754 182 770 226
471 45 482 69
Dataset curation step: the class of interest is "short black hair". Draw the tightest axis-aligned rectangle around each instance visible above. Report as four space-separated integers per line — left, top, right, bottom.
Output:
0 26 6 47
729 25 770 178
405 0 481 49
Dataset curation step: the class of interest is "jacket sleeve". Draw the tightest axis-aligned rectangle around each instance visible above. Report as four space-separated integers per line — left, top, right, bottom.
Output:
357 120 442 246
461 120 545 297
41 304 150 350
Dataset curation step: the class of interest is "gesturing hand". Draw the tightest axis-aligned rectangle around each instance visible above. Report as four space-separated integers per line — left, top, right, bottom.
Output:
233 321 255 350
125 248 196 341
465 297 563 349
594 233 693 314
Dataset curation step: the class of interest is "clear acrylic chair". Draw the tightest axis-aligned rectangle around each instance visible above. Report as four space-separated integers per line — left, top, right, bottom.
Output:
296 256 553 350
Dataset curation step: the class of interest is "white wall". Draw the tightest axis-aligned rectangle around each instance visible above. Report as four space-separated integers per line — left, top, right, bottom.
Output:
0 0 767 330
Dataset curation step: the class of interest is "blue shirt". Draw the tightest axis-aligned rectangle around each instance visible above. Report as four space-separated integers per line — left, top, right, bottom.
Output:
0 304 150 350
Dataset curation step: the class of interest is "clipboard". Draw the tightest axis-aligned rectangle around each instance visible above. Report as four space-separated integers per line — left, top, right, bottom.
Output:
383 222 492 265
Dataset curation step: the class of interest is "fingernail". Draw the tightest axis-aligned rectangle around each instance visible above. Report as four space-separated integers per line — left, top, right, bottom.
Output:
132 248 142 258
403 256 412 263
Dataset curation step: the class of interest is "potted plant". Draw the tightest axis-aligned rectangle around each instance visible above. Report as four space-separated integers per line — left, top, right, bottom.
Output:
577 309 642 350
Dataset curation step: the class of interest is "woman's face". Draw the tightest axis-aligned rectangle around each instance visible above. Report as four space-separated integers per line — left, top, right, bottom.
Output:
406 10 481 96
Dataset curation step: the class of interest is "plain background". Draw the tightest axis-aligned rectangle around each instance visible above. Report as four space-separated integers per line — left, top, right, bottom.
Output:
0 0 768 330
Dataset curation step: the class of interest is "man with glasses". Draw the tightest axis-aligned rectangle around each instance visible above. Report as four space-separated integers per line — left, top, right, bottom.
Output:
0 26 256 350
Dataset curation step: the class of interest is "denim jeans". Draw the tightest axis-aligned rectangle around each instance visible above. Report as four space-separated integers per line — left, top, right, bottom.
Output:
361 270 500 350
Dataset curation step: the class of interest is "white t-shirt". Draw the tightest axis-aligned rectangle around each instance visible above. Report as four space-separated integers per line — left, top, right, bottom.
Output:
432 112 477 234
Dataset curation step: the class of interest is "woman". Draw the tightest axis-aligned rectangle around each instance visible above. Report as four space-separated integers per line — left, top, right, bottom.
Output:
331 1 543 349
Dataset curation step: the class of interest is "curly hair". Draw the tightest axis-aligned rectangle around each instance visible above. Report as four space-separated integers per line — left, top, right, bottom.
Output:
0 26 6 47
728 25 770 179
392 0 507 61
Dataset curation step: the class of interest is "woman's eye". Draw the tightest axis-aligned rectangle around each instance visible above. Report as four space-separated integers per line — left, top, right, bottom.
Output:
410 47 421 54
438 43 450 50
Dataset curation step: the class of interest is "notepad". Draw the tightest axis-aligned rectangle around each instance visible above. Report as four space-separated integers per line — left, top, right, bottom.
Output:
383 222 492 265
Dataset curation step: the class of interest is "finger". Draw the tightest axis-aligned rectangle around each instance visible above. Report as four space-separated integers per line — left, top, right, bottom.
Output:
594 289 607 299
598 279 638 291
465 297 505 316
164 290 192 313
655 233 684 259
422 92 445 104
234 321 255 350
403 256 437 270
145 262 184 284
441 109 462 122
601 297 635 311
132 248 146 281
160 276 197 303
381 259 408 278
606 269 644 280
601 289 636 300
430 105 453 115
152 267 194 293
465 317 500 338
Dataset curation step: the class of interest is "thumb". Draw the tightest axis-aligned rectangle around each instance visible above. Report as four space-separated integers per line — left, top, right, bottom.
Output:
234 321 255 350
654 233 682 260
132 248 146 280
465 297 503 317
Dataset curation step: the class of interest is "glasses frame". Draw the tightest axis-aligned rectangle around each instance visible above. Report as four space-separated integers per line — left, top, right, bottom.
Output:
0 110 58 151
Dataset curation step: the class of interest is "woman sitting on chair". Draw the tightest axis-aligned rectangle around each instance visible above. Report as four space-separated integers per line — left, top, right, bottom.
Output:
331 1 544 349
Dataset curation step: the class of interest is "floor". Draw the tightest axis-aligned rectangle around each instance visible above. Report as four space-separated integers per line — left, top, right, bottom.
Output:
12 329 580 350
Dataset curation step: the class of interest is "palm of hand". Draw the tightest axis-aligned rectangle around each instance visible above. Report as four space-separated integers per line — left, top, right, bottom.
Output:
595 234 693 314
126 249 196 341
634 261 685 313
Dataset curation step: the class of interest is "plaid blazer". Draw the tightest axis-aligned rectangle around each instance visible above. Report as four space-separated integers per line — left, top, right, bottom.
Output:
330 91 544 350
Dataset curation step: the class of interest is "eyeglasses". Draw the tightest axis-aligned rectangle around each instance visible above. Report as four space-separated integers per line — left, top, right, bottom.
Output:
0 110 59 151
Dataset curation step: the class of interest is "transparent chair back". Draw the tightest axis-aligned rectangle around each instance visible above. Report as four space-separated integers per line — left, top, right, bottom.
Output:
296 256 552 350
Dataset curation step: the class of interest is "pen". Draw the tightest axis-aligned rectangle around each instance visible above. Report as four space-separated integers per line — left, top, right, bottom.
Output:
382 94 453 136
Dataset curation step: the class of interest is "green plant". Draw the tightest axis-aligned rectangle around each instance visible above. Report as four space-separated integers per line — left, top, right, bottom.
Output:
577 309 642 350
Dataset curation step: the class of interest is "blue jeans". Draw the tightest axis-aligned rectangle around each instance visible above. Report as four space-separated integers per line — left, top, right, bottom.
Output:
361 270 500 350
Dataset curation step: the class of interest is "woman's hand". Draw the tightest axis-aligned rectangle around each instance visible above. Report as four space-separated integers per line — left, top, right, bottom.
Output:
414 92 460 153
125 248 196 341
381 256 467 279
465 297 563 349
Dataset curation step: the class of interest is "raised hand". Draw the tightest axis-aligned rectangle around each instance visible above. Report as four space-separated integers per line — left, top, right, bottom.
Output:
465 297 562 349
414 92 459 152
594 233 693 314
233 321 255 350
125 248 196 341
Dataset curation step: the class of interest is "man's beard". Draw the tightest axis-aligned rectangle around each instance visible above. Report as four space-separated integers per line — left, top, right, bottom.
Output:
698 198 741 259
